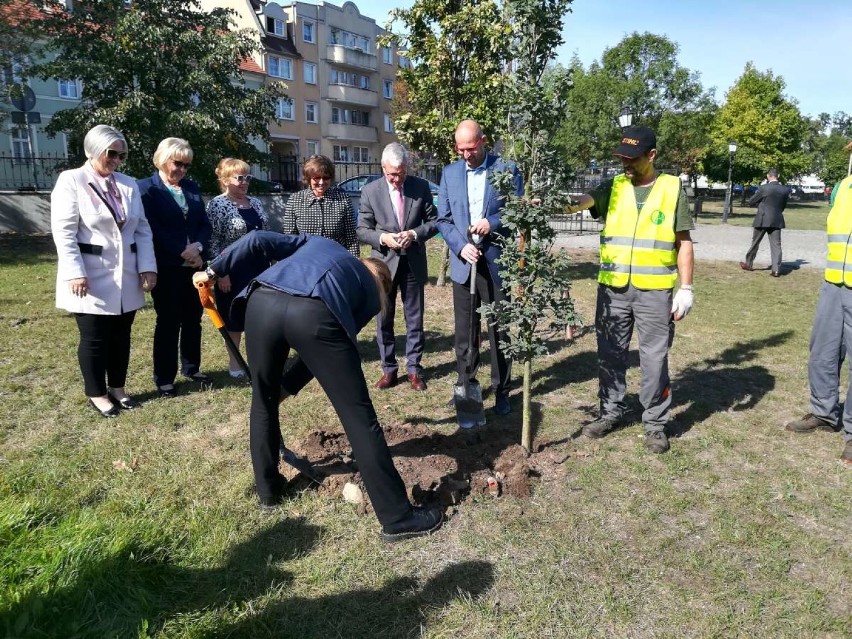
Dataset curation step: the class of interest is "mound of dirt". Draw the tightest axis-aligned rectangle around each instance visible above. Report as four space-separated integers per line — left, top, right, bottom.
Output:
282 419 574 515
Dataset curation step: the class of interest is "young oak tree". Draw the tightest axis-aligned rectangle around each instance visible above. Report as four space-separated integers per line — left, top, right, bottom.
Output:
382 0 512 285
484 0 576 451
33 0 286 192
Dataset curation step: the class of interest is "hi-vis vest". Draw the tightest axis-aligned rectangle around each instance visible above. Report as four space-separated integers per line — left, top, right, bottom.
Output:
599 173 680 289
825 175 852 286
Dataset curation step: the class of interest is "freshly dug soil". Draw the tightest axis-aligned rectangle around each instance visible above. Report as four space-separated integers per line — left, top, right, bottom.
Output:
281 419 573 514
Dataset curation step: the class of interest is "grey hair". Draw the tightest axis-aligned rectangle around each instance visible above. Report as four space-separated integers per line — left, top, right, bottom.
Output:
83 124 127 161
767 168 779 178
381 142 408 168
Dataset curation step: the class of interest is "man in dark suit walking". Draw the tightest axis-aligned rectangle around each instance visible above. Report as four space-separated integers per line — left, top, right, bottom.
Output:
739 168 790 277
357 143 438 391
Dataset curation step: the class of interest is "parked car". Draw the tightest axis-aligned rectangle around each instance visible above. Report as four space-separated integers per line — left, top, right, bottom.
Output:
248 177 284 194
336 174 440 218
787 184 805 201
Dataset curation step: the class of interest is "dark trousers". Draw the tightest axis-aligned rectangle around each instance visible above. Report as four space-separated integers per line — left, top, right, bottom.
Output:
74 311 137 397
244 287 411 526
744 227 782 273
451 262 511 395
150 265 203 386
376 257 426 375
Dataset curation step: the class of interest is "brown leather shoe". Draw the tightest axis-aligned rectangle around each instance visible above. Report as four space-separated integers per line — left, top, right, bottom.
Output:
375 371 398 389
408 373 427 391
739 261 753 271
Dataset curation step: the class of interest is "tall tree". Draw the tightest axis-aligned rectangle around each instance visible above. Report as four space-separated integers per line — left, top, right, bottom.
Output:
0 0 40 129
703 63 808 185
383 0 512 285
33 0 285 191
556 32 713 170
484 0 575 451
809 112 852 186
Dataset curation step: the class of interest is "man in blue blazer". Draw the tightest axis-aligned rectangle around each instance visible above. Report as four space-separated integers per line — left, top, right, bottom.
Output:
437 119 523 416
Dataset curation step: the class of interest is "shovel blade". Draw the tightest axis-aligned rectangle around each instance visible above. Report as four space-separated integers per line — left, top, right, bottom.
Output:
280 446 324 485
453 382 486 429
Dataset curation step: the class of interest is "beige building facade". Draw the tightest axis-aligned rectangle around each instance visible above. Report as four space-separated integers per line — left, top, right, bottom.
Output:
201 0 400 173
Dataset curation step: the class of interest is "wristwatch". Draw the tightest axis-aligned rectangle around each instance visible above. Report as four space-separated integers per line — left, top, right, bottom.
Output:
204 265 218 280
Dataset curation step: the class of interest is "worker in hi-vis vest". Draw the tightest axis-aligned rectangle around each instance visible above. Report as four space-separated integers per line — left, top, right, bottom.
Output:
785 174 852 464
566 126 694 454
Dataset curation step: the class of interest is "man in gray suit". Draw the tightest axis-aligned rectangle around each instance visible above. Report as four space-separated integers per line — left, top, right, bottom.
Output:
357 143 438 390
739 168 790 277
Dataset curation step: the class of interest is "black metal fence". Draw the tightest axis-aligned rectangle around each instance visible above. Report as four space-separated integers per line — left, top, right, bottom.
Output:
269 155 443 191
0 152 66 191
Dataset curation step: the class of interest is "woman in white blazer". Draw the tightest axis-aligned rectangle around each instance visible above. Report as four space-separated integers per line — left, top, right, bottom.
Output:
51 124 158 417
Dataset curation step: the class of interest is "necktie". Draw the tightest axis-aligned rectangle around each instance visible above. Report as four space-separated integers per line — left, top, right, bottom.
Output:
395 188 405 229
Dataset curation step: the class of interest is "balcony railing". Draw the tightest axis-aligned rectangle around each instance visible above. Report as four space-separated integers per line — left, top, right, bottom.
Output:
326 45 377 70
327 84 378 107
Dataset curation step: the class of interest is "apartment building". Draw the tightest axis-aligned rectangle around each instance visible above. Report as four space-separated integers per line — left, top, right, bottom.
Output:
204 0 401 165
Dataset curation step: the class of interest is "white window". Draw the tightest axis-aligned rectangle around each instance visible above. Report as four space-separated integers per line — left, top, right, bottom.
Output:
1 60 24 84
353 147 369 163
303 62 317 85
328 69 369 89
384 113 394 133
271 18 285 36
306 140 319 156
398 56 411 69
332 108 369 126
58 79 79 99
303 20 315 43
382 47 392 64
276 98 294 120
333 145 349 163
268 56 292 80
383 80 393 99
330 28 369 51
11 127 32 160
305 102 318 124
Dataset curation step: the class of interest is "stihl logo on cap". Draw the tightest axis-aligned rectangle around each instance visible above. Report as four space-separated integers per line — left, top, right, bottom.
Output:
622 137 640 146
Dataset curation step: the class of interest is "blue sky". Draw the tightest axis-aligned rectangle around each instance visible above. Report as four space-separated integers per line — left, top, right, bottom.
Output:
365 0 849 118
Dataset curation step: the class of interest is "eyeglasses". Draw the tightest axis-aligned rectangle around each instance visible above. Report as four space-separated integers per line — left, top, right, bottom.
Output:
173 160 191 170
234 175 253 184
106 149 127 161
310 176 332 182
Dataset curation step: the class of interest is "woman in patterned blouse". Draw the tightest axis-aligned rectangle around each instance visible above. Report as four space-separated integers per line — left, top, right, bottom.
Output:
205 158 269 377
282 154 359 256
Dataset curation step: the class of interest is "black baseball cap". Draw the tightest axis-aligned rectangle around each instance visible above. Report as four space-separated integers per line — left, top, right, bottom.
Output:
613 126 657 158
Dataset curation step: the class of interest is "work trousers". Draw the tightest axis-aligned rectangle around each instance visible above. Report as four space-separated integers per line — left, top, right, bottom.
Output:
596 283 674 432
744 227 782 273
150 265 203 386
377 257 426 375
808 281 852 441
244 287 411 525
452 261 511 395
74 310 136 397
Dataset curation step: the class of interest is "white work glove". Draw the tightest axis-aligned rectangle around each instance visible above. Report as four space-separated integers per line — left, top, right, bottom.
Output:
671 285 694 321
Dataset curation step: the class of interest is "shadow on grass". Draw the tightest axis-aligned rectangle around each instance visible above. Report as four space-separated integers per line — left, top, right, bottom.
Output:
0 234 55 267
208 559 495 638
2 518 321 637
669 331 792 436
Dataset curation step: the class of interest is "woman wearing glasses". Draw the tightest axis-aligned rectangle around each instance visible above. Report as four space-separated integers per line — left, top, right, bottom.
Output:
282 154 359 256
51 124 157 417
138 138 213 398
205 158 269 377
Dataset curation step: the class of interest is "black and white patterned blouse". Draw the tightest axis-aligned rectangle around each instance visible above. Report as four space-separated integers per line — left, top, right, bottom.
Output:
206 194 270 258
282 186 359 256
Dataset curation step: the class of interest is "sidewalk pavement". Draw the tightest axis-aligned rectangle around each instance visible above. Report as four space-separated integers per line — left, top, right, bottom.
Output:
553 223 827 271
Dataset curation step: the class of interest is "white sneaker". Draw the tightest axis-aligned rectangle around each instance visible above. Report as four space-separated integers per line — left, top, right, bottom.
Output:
229 369 246 379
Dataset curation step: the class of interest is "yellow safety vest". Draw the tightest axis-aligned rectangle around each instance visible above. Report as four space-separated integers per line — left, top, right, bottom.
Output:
825 175 852 286
599 173 681 289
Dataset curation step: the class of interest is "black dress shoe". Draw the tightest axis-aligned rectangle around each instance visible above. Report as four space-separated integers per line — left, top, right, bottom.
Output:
381 506 443 543
107 392 140 410
186 372 211 383
771 271 781 277
158 385 177 399
494 392 511 416
88 398 119 418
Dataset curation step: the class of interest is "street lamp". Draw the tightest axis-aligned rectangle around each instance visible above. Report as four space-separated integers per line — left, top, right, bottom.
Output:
617 106 633 129
722 141 738 224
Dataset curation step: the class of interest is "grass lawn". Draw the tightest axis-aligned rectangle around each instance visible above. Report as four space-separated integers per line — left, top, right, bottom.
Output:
1 235 850 638
693 198 830 231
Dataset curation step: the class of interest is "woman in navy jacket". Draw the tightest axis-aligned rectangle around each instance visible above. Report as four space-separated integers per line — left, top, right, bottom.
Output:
138 138 212 397
195 231 442 542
